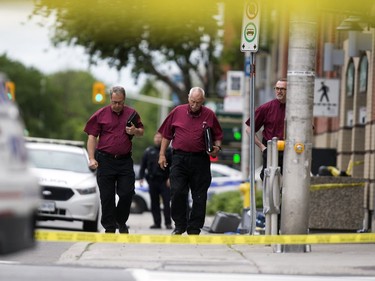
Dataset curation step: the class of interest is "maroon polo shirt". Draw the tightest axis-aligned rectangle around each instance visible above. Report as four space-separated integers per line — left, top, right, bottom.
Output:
158 104 223 152
84 105 143 155
246 99 286 142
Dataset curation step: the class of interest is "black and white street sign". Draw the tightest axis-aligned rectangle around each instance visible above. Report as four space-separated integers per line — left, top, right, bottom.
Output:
313 78 340 117
224 71 244 113
226 71 244 96
240 0 260 52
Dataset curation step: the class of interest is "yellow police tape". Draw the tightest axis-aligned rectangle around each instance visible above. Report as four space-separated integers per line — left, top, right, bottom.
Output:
35 230 375 245
310 182 365 191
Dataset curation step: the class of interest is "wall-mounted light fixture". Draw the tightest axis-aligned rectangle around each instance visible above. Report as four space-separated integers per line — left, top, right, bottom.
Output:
336 16 363 31
337 16 372 57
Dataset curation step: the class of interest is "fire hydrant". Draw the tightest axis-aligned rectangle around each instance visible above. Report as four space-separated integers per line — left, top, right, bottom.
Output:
239 182 250 208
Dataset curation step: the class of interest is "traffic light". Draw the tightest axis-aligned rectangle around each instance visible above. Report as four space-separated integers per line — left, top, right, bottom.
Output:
219 148 241 167
92 82 106 104
5 81 15 101
233 127 242 141
233 153 241 164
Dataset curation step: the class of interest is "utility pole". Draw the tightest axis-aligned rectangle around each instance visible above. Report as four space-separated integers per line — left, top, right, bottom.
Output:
279 2 317 252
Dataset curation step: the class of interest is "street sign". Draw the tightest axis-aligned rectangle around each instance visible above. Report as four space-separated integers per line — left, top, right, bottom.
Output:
224 71 245 113
313 78 340 117
240 0 260 52
226 71 244 96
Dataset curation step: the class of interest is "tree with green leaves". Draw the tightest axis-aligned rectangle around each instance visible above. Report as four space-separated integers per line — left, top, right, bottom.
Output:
0 54 48 136
31 0 238 103
44 70 100 141
1 54 98 140
1 54 170 160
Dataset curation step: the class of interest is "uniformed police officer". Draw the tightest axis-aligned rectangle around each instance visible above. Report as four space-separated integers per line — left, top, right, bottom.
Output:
139 132 172 229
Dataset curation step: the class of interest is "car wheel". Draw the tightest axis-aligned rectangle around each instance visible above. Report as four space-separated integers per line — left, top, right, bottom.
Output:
131 195 147 214
83 213 99 232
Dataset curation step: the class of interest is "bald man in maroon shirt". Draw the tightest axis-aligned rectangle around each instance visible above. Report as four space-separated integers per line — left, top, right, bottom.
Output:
84 86 144 234
245 78 287 180
158 87 223 235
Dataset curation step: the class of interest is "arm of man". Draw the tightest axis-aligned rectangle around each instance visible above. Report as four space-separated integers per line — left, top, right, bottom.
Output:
127 124 144 137
134 126 144 137
87 134 98 170
246 125 266 152
158 137 171 170
255 133 266 152
209 140 222 158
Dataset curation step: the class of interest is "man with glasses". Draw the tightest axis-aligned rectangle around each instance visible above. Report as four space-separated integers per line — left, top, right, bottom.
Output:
84 86 144 234
245 78 287 180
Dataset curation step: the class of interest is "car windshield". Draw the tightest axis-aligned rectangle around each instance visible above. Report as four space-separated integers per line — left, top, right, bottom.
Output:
28 149 90 173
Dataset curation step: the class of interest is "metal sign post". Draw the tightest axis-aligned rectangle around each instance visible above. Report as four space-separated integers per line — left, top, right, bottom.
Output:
240 0 260 235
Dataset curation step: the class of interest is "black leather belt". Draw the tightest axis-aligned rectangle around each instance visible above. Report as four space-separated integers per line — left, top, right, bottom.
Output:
173 149 206 156
96 150 132 159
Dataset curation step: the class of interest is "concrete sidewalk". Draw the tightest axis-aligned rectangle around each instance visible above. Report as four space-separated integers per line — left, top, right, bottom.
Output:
56 213 375 277
58 242 375 276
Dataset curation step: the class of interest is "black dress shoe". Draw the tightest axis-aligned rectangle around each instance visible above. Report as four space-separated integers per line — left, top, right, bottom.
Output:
165 224 173 230
171 228 185 235
150 224 161 229
105 229 116 233
119 225 129 234
187 229 201 235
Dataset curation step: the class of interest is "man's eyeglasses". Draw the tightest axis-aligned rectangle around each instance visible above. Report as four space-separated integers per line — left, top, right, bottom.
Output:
111 100 124 105
274 87 287 92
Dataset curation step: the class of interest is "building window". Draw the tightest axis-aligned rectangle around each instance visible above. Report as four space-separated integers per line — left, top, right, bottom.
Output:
346 59 355 97
347 110 353 127
359 55 368 94
359 107 366 125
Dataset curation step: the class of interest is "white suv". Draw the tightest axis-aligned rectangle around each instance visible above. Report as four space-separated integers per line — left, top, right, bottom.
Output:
25 137 100 232
0 81 40 254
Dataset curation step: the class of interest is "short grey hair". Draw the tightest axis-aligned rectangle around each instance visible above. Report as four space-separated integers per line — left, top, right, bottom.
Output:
188 87 205 98
110 86 126 99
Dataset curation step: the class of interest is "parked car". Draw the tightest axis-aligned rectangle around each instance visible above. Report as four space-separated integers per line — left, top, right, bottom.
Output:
207 163 245 200
130 164 151 214
0 81 40 254
130 163 254 214
25 137 100 232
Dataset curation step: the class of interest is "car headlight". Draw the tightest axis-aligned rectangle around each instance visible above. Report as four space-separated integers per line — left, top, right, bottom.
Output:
76 187 97 195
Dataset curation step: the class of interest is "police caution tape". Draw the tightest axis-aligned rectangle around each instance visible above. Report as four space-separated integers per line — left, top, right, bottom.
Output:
310 182 365 191
35 230 375 245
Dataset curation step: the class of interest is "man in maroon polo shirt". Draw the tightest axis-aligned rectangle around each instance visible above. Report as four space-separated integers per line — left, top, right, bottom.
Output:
245 78 287 180
84 86 144 234
158 87 223 235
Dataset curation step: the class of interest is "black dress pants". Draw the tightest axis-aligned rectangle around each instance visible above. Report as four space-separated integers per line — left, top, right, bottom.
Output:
95 151 135 231
170 151 211 234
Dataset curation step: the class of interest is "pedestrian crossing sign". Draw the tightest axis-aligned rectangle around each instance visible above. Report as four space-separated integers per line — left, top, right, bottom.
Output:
313 78 340 117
